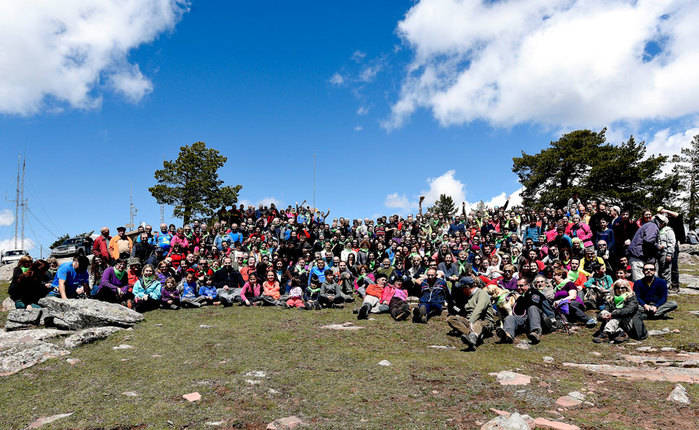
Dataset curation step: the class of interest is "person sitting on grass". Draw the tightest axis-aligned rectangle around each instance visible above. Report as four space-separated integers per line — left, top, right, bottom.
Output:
593 279 647 343
49 255 90 299
197 275 220 306
95 259 129 304
385 276 410 321
260 270 281 306
11 259 50 309
319 270 349 308
583 262 613 310
446 276 496 350
497 276 555 345
179 270 204 308
285 276 306 309
160 276 180 309
633 263 678 320
357 273 388 320
305 274 322 309
413 268 452 324
241 272 262 306
552 268 597 328
132 264 161 312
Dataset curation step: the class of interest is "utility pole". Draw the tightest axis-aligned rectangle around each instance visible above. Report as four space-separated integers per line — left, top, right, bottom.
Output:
14 155 19 249
20 156 26 250
312 153 316 211
160 204 165 225
126 185 138 230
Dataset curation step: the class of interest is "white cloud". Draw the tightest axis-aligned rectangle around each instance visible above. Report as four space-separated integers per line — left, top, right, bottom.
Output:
351 50 366 62
385 193 413 211
387 0 699 130
383 170 523 215
329 73 345 85
353 125 363 132
0 0 188 115
240 197 282 208
0 238 36 254
647 126 699 159
359 63 383 83
356 106 369 115
0 209 14 226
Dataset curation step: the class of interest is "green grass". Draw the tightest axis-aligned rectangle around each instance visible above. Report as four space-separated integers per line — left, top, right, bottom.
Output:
0 282 698 429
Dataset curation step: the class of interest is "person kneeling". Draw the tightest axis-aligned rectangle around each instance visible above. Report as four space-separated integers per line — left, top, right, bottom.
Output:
447 276 496 350
593 280 647 343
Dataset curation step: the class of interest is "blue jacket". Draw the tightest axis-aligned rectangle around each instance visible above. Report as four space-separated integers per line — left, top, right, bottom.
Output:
634 277 668 307
419 278 452 305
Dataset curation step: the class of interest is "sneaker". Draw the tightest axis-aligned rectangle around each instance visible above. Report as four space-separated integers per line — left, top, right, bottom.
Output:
585 318 597 328
357 304 370 320
333 303 345 309
527 330 541 344
418 305 427 323
592 332 609 343
462 333 478 350
613 332 629 344
496 327 513 344
395 309 410 321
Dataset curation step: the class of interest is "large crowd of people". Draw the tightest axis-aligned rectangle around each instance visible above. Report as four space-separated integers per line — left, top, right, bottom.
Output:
7 196 684 348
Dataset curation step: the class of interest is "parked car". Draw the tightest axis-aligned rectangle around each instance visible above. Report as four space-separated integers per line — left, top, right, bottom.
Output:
50 236 93 258
1 249 29 266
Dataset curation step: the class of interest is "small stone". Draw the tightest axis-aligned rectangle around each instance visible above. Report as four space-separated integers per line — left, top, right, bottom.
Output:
672 329 680 333
205 422 224 426
648 327 671 336
515 342 530 350
320 322 364 331
583 401 594 407
378 360 392 366
199 324 212 328
112 344 134 350
556 396 583 408
567 391 585 401
152 354 162 358
489 408 510 417
66 358 81 366
245 379 261 385
661 347 677 352
1 297 16 311
122 391 139 397
532 417 581 430
120 358 130 362
244 370 267 378
589 351 602 356
268 388 280 394
428 345 456 350
266 415 304 430
543 356 554 363
154 323 163 327
539 382 551 388
431 390 439 394
636 346 657 352
667 384 690 405
182 392 201 402
480 412 530 430
489 371 531 386
27 412 73 429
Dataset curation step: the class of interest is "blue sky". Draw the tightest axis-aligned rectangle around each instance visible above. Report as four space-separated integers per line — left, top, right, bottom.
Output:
1 0 699 256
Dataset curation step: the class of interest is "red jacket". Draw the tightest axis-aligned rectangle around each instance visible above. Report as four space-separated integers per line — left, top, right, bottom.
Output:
92 235 111 260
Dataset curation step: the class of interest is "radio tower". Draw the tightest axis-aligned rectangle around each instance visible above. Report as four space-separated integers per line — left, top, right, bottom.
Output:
14 156 19 249
126 185 138 230
20 156 26 249
11 154 27 249
160 204 165 225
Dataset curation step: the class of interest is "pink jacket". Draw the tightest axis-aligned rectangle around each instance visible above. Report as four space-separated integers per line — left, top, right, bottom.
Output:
566 222 593 248
241 282 261 302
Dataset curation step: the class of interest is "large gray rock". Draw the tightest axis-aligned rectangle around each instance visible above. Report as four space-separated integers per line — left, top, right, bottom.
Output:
7 308 42 325
667 384 690 405
0 338 70 376
679 244 699 255
64 326 123 348
38 297 144 330
481 412 531 430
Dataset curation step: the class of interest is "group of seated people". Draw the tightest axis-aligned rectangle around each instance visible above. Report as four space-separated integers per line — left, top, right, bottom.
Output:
6 196 682 349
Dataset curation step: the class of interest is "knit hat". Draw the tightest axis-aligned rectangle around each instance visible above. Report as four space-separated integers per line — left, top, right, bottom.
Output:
127 257 141 266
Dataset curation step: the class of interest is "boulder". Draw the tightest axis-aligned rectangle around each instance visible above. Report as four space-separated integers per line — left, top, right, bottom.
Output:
679 244 699 255
64 326 124 348
38 297 144 330
489 371 532 386
0 338 70 376
532 418 580 430
6 308 42 328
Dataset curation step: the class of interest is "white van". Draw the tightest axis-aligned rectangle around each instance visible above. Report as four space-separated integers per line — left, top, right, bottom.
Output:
0 249 29 266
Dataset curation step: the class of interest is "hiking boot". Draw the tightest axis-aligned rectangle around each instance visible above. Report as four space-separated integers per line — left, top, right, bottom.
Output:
333 303 345 309
417 305 428 323
395 309 410 321
357 304 370 320
585 318 597 328
527 329 541 344
462 333 478 350
592 332 609 343
496 327 513 344
613 332 629 344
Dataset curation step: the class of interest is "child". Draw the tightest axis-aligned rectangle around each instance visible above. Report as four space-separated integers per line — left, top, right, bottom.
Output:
357 273 388 320
305 274 322 310
319 270 345 308
261 270 281 306
240 272 262 306
285 276 306 309
583 262 613 310
160 276 180 309
198 275 220 306
132 264 162 313
179 270 203 308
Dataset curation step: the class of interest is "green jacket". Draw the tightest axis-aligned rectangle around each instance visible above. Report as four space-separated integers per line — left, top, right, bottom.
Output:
464 287 496 324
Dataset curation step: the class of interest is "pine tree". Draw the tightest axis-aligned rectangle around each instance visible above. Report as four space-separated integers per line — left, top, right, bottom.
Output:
678 134 699 229
432 194 458 219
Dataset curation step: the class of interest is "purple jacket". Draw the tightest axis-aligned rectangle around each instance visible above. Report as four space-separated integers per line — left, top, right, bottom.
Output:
161 286 180 304
99 266 128 294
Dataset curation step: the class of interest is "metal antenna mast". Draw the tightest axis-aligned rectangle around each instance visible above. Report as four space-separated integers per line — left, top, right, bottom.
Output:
126 185 138 230
20 156 26 249
14 155 19 249
160 204 165 225
312 153 316 211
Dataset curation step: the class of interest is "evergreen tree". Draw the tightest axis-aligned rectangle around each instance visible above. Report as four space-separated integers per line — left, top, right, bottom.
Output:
512 128 672 210
432 194 458 219
677 134 699 229
149 142 242 224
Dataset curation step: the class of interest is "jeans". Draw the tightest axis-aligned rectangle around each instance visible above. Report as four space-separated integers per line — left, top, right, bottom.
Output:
671 242 680 289
502 305 543 338
641 300 678 319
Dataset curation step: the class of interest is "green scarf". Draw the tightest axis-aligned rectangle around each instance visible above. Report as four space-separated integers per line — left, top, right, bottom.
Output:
21 267 29 273
114 269 126 281
141 276 156 290
613 294 625 309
